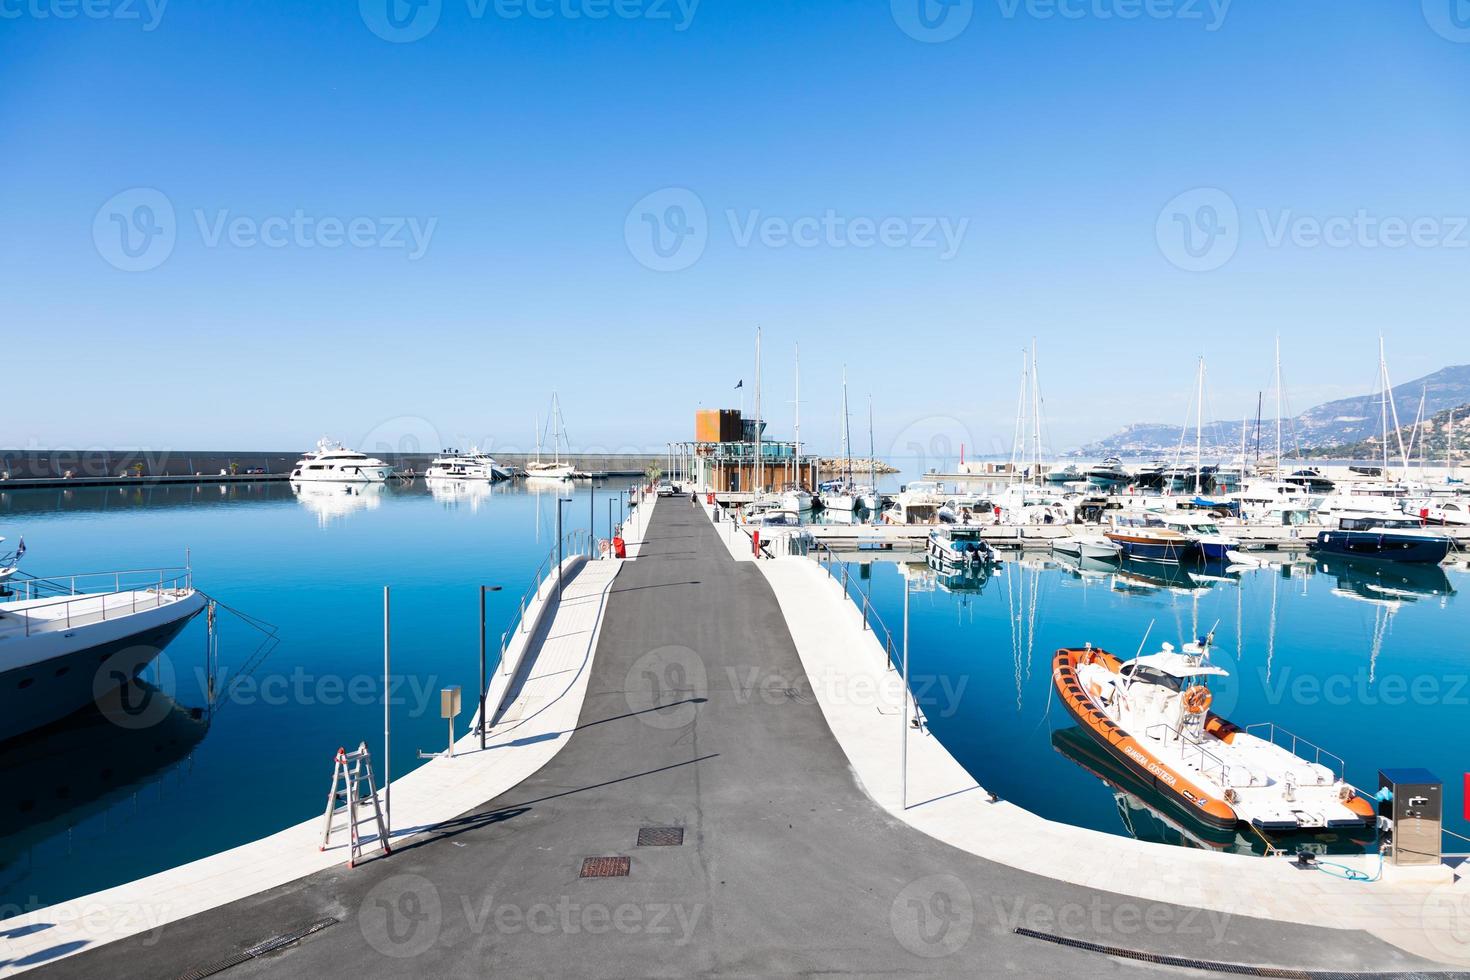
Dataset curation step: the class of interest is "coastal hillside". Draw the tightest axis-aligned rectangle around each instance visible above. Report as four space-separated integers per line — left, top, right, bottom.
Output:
1302 400 1470 461
1073 364 1470 458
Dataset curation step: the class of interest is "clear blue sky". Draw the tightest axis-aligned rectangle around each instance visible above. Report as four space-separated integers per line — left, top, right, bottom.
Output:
3 0 1468 457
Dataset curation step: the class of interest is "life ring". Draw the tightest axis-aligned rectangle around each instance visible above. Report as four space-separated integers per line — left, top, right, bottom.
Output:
598 539 610 557
1182 685 1212 715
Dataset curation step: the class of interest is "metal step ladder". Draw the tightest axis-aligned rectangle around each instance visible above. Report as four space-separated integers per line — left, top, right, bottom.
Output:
319 742 391 868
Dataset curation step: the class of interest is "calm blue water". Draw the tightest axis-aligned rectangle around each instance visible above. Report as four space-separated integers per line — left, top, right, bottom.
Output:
846 553 1469 855
5 480 1466 914
0 478 628 917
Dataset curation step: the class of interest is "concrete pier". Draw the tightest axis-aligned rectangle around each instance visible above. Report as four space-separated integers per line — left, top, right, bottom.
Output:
7 500 1465 977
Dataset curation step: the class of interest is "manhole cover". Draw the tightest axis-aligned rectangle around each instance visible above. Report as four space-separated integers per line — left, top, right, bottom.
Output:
579 856 631 878
637 827 685 847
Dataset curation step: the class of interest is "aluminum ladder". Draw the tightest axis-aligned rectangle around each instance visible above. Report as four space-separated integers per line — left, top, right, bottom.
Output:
319 742 391 868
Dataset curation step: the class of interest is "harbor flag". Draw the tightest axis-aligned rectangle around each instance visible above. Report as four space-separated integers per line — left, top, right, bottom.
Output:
734 380 743 390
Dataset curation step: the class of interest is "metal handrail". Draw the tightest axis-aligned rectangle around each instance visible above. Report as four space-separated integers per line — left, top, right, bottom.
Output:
1243 722 1346 779
811 539 898 670
4 567 194 636
1144 722 1233 786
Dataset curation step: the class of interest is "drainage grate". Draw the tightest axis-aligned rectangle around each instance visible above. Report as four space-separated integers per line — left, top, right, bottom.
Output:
177 917 337 980
1014 928 1329 978
637 826 685 847
579 856 631 878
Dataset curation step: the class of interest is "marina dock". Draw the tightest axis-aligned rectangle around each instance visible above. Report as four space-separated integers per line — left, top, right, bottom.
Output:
8 497 1465 977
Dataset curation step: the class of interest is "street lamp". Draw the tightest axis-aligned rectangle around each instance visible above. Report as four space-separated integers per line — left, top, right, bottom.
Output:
479 584 503 750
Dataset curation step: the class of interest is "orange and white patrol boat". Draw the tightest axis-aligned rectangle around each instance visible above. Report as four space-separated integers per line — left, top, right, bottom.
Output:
1052 639 1376 832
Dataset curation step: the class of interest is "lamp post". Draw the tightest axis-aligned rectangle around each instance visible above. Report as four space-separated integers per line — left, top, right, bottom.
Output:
383 586 391 835
479 584 503 750
556 496 567 599
901 568 910 811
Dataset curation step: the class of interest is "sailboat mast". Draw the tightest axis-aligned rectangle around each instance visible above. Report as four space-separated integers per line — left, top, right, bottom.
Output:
841 366 851 485
1380 339 1391 478
755 327 763 495
1274 335 1283 473
1030 342 1043 486
1195 356 1204 494
794 343 801 491
1011 349 1028 477
868 394 876 491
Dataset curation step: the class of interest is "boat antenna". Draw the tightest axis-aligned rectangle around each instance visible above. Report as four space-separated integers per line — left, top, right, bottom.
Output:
1125 619 1155 693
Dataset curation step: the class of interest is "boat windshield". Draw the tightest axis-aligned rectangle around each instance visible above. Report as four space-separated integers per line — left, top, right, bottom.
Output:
1119 664 1184 692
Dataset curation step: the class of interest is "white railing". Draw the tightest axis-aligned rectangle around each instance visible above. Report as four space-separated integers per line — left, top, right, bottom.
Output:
1243 722 1346 780
1144 722 1233 787
4 567 193 636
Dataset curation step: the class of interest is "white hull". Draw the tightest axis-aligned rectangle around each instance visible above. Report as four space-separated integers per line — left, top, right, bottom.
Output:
822 493 858 512
0 582 206 741
780 490 814 512
525 463 575 480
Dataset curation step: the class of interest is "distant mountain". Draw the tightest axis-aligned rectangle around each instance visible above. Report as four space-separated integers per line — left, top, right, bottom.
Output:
1073 365 1470 458
1301 400 1470 461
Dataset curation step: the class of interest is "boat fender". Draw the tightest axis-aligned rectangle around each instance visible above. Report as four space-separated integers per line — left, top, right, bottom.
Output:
1182 686 1212 715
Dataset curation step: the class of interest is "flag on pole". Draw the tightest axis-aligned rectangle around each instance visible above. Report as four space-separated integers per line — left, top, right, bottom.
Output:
734 380 743 390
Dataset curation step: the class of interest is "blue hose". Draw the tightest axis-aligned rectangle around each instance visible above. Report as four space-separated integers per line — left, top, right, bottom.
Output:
1312 851 1384 883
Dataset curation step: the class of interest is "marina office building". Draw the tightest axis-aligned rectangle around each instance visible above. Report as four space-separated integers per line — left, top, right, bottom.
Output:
678 409 820 494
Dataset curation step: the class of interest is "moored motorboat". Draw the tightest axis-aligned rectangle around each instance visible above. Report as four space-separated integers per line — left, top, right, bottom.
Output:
0 536 23 584
1157 513 1238 562
927 526 995 569
1052 534 1121 562
780 487 814 513
1309 513 1453 565
1104 514 1197 564
425 448 511 481
289 440 393 482
1086 457 1131 491
1052 639 1375 832
0 564 207 742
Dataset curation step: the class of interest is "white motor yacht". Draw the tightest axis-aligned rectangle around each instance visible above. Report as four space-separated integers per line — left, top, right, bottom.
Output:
1052 534 1121 561
290 439 393 483
0 563 207 741
425 448 511 481
0 537 23 584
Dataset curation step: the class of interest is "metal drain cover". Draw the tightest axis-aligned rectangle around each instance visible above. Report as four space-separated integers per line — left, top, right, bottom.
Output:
579 856 631 878
637 826 685 847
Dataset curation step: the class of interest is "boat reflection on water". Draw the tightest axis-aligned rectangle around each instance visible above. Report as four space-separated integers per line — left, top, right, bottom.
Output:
1316 557 1456 607
1109 557 1212 596
1050 727 1373 857
915 554 996 596
0 681 210 869
290 480 385 527
424 476 496 513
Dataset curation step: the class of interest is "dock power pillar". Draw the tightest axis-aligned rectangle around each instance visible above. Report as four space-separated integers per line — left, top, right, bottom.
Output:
1379 768 1443 867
